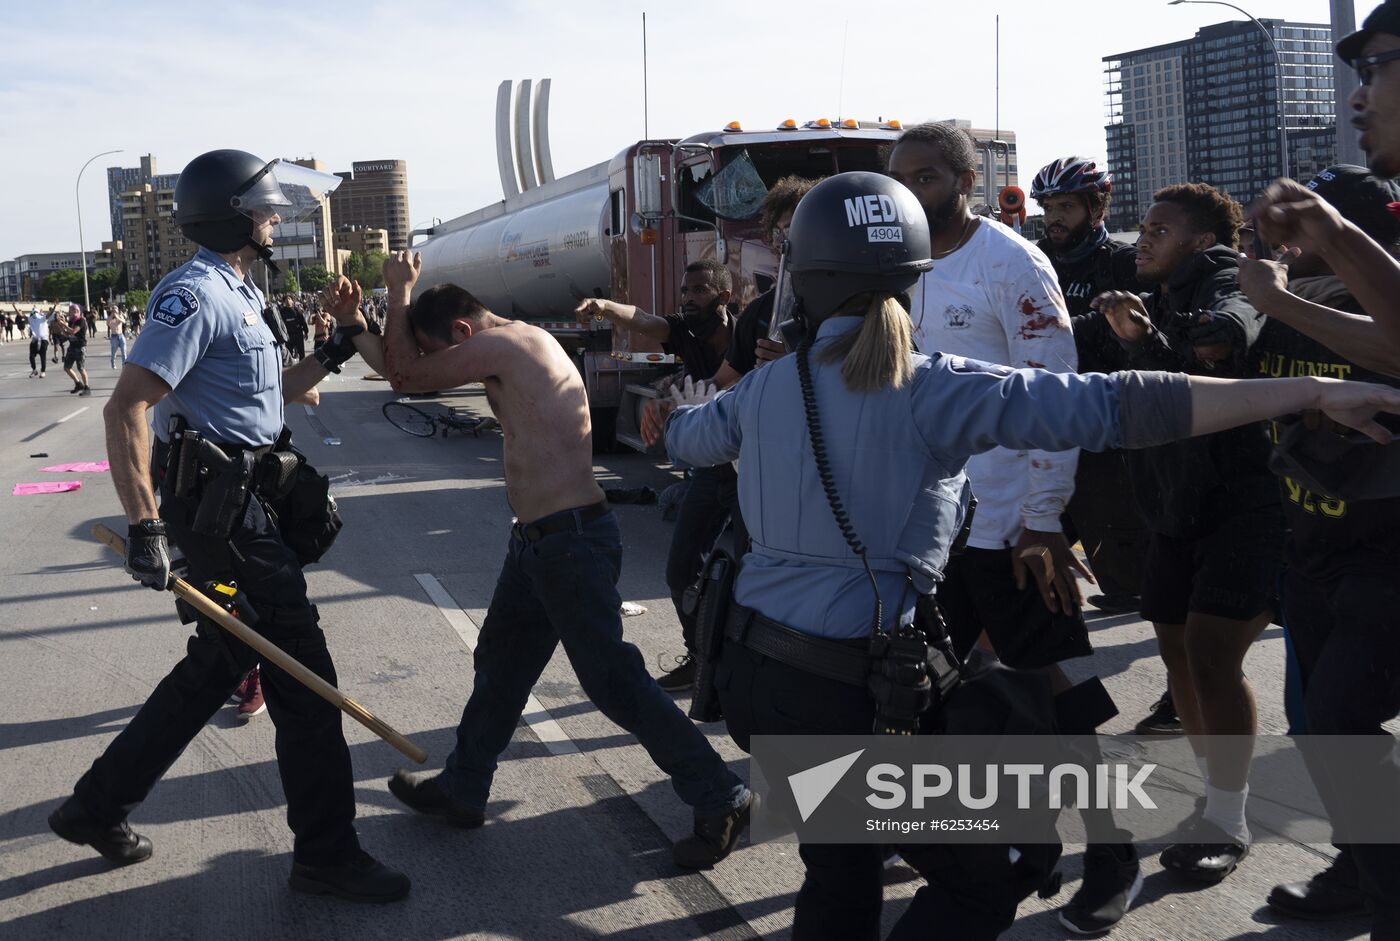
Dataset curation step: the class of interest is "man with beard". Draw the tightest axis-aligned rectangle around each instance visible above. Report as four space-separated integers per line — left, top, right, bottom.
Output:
575 260 735 691
891 126 1142 935
1031 157 1181 738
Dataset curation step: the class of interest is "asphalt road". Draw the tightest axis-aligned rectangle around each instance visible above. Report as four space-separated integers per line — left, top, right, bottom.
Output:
0 337 1374 940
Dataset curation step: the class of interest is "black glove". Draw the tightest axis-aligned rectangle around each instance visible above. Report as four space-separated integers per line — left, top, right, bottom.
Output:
126 518 171 590
313 324 364 374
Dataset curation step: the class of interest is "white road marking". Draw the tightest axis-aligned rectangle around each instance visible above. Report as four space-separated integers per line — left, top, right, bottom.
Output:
413 573 578 756
56 406 88 423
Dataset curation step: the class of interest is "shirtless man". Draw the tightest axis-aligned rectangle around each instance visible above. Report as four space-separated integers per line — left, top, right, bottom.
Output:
379 251 752 870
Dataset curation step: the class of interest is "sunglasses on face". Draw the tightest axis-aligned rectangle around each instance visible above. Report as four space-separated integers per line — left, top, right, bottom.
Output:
1353 48 1400 86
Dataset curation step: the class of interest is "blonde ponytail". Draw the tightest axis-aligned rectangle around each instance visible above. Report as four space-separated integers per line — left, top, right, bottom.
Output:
816 294 913 392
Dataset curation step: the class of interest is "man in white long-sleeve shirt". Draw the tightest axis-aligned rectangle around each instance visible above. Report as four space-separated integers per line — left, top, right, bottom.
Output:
891 124 1142 936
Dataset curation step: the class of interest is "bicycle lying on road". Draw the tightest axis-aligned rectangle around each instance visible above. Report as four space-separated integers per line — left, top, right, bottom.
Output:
382 400 500 438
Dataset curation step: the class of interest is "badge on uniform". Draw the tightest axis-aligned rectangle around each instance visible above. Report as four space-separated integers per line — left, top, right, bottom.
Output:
151 287 200 328
244 312 259 325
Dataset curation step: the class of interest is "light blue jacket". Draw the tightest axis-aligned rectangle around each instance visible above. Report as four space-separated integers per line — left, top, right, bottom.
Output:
666 316 1129 639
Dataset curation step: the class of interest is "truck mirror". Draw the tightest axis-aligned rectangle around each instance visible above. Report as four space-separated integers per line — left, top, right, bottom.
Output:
634 153 663 220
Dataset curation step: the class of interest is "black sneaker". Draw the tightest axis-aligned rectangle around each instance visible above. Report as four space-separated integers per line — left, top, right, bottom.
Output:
1133 690 1184 736
1267 854 1367 920
656 655 697 692
1161 819 1248 884
1087 594 1140 615
289 848 410 903
673 793 752 869
48 799 153 865
387 770 485 828
79 385 91 397
1060 843 1143 935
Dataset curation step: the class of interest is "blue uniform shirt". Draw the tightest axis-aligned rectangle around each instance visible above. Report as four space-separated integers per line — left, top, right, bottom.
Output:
130 247 283 446
666 316 1129 639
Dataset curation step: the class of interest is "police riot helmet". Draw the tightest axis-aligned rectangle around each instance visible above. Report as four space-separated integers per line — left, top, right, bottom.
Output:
785 171 933 329
174 150 342 257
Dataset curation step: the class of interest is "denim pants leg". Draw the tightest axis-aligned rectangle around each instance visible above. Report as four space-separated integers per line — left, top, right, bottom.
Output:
442 537 564 810
665 466 737 655
443 513 746 817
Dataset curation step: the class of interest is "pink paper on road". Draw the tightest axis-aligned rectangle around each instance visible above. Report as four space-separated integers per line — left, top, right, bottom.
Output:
13 481 83 495
40 461 110 473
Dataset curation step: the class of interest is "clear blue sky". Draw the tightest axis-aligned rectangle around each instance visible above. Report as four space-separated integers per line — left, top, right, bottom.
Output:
0 0 1375 260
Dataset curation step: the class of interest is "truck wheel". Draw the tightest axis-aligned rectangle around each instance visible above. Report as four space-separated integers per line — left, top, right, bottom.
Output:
590 407 620 454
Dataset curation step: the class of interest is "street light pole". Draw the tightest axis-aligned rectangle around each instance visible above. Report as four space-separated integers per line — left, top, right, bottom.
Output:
1169 0 1288 179
76 149 123 315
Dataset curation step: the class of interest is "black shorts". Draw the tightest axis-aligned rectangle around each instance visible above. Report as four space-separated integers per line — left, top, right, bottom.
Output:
63 345 85 369
938 546 1093 670
1139 505 1285 624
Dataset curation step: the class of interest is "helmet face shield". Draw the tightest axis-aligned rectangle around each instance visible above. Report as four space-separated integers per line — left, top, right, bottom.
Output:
231 159 342 231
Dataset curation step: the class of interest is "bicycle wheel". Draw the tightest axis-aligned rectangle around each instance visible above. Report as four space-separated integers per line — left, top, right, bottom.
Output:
382 401 437 438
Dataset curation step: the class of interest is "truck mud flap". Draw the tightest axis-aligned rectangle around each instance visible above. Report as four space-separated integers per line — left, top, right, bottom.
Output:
614 383 668 456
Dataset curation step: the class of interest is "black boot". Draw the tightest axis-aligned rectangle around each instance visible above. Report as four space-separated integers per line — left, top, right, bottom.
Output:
1060 843 1143 935
1268 851 1367 920
673 793 752 869
289 848 410 903
388 770 485 828
48 798 153 865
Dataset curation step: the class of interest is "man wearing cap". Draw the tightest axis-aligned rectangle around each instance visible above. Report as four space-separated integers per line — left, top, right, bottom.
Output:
1240 164 1400 936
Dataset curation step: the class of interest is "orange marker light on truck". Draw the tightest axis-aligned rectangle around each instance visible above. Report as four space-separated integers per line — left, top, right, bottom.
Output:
725 121 742 131
840 118 859 129
884 119 902 130
811 118 832 128
639 227 658 245
778 119 798 129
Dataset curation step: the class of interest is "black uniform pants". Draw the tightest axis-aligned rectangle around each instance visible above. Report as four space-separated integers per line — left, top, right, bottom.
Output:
665 464 738 655
28 337 47 371
716 641 1043 941
1284 569 1400 937
72 485 359 865
1065 448 1149 599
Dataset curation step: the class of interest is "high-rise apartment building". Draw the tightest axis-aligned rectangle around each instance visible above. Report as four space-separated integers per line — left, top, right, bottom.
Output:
1104 19 1335 233
122 184 196 290
106 155 180 244
329 160 411 251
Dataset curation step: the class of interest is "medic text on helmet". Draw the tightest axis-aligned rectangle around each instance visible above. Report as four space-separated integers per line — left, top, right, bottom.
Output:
844 194 906 243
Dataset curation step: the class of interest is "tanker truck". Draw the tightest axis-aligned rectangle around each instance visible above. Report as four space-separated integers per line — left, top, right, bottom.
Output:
409 81 906 451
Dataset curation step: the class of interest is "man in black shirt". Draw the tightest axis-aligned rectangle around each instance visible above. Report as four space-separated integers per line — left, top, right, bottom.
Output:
1240 164 1400 934
1030 158 1180 739
576 261 736 691
60 305 91 396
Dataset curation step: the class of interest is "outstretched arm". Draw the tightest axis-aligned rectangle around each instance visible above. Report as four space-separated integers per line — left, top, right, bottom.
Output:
381 251 503 393
574 298 672 342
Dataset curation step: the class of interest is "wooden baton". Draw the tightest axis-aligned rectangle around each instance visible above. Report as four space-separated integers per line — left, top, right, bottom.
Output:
92 523 427 764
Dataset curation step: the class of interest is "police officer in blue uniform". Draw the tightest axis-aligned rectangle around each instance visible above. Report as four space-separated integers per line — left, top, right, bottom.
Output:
47 149 408 903
663 171 1400 940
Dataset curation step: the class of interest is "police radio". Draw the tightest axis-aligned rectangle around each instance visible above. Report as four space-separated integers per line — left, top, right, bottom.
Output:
794 339 937 734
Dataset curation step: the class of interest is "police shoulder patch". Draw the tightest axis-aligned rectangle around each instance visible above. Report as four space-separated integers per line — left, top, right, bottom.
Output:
946 355 1014 377
151 287 200 328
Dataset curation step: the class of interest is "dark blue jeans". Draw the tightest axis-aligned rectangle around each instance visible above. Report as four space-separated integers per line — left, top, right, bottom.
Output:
1285 569 1400 936
442 508 747 817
